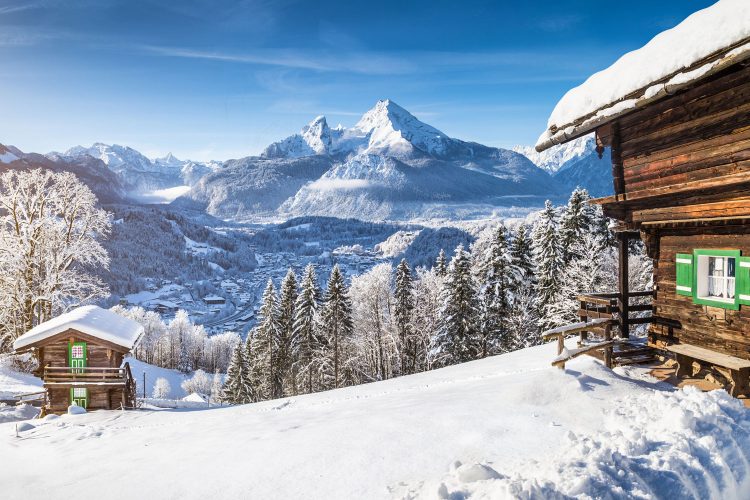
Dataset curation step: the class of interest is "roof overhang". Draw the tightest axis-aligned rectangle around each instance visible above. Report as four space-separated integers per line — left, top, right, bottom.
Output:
536 39 750 152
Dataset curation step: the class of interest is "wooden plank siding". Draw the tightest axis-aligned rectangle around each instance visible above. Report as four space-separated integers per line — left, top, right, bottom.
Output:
591 61 750 360
35 328 129 412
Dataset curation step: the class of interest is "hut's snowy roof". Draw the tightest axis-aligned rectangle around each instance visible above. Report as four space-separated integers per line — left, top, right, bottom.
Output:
13 305 144 351
536 0 750 151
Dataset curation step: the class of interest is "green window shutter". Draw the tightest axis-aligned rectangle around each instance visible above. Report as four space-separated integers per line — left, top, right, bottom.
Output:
675 253 694 296
738 256 750 306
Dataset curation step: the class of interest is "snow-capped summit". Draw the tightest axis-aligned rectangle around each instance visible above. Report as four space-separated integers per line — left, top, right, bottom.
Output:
354 99 449 157
513 134 596 174
63 143 154 173
301 115 333 155
154 152 183 168
262 115 335 159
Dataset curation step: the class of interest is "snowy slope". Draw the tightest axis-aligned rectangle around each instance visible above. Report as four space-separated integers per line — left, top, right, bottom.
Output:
3 342 750 499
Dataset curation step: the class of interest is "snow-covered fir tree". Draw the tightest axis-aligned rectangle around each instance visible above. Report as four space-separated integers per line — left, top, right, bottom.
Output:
394 259 416 374
277 268 298 396
222 341 254 404
434 248 448 277
478 224 515 356
211 369 223 404
293 264 323 394
532 200 563 329
510 223 534 287
250 279 282 400
432 244 480 367
559 188 598 264
319 264 354 389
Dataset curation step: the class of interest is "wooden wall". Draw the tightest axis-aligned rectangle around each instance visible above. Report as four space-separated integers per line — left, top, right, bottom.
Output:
650 229 750 358
595 62 750 358
48 387 125 413
38 328 124 372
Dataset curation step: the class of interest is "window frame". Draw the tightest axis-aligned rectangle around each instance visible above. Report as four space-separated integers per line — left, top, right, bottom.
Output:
692 249 741 310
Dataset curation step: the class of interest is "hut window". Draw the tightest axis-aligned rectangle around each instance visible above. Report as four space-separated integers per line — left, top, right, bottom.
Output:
696 255 735 302
690 249 741 310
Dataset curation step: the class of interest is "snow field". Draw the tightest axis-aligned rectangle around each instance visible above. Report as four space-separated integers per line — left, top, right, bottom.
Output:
2 341 750 498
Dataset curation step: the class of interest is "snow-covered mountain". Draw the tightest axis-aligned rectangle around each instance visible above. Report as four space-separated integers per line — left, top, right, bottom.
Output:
0 143 127 203
513 134 613 197
52 143 222 194
182 99 566 220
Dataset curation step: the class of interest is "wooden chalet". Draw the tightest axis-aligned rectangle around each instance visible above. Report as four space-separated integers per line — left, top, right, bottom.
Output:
13 305 142 414
536 0 750 395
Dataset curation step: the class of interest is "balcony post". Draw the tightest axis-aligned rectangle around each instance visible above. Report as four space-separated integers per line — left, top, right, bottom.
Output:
617 232 630 338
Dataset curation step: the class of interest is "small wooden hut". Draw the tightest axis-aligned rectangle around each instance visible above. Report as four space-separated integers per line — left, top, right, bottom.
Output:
536 1 750 395
13 305 143 413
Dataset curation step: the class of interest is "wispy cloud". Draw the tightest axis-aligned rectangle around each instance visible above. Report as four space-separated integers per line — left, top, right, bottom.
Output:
138 44 416 75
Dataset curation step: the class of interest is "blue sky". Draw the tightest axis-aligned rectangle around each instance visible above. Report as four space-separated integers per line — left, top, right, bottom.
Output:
0 0 715 161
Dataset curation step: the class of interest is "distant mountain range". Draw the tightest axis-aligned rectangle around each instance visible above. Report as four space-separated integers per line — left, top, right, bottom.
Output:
178 99 571 220
512 134 613 198
0 100 612 218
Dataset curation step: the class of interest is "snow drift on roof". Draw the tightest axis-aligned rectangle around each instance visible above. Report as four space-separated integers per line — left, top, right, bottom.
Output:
536 0 750 151
13 305 144 351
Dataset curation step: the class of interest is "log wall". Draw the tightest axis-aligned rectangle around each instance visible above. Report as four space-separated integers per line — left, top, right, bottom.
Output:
596 62 750 359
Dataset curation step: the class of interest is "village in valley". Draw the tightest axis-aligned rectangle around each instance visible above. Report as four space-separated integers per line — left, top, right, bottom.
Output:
2 0 750 499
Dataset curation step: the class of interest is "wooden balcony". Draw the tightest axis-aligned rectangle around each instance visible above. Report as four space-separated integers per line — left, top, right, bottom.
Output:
43 366 129 385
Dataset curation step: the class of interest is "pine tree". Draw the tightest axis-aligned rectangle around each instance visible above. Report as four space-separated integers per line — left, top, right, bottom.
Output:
560 188 596 263
394 259 415 375
432 245 480 367
293 264 322 394
319 265 354 389
435 249 448 277
250 279 282 400
510 223 534 292
479 224 514 355
532 200 563 328
222 341 253 404
277 268 298 396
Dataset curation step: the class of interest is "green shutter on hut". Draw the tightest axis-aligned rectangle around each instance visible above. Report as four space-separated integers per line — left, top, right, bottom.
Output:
738 256 750 306
675 253 694 296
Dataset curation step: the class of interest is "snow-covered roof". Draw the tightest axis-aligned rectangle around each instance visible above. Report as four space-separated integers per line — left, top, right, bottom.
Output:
13 305 144 351
536 0 750 151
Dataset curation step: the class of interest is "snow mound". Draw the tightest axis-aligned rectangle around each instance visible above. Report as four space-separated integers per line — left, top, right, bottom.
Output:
431 385 750 499
0 403 39 424
67 404 86 415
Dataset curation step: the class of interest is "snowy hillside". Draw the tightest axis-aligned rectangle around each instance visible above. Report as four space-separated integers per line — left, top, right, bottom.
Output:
513 134 613 197
181 100 565 220
4 342 750 499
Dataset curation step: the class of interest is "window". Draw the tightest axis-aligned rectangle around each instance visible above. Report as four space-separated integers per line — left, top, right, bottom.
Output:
678 249 745 310
696 255 735 303
73 387 87 398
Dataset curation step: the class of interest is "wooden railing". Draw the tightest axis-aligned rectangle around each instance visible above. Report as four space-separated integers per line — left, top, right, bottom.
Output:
579 290 655 338
44 366 128 384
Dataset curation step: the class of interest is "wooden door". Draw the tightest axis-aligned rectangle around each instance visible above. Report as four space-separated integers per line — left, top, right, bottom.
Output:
69 341 87 373
70 387 88 408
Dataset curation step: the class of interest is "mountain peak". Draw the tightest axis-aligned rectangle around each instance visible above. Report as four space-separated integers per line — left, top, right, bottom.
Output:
301 114 332 155
354 99 449 157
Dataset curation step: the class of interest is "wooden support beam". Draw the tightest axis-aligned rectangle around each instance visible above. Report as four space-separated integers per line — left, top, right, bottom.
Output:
618 233 630 338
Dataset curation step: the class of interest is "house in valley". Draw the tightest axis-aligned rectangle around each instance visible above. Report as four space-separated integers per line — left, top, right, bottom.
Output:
13 305 142 414
536 0 750 395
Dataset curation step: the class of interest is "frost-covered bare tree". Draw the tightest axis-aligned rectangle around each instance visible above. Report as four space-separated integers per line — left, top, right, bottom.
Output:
412 267 444 372
349 263 396 382
0 169 111 350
